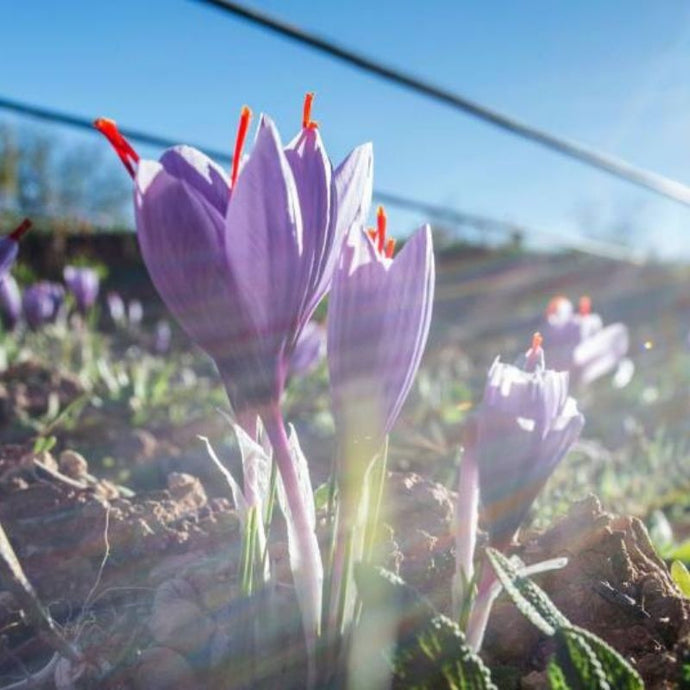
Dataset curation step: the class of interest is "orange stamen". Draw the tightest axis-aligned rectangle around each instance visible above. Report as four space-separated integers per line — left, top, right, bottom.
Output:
231 106 252 191
546 295 568 316
376 206 387 254
9 218 31 241
579 295 591 316
93 118 140 178
302 92 318 130
525 331 544 369
531 332 543 352
367 228 377 242
385 237 396 258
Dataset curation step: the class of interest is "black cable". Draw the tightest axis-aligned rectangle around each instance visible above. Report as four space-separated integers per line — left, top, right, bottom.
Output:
0 95 639 262
190 0 690 207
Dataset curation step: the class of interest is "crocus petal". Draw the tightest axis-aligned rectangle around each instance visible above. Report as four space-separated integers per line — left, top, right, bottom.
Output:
159 145 230 217
334 143 374 240
224 116 304 365
289 320 326 378
574 323 629 385
285 128 338 325
377 225 435 432
136 159 234 351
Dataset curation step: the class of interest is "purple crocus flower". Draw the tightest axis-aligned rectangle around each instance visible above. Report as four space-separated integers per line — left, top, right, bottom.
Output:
64 266 100 313
0 219 31 278
153 319 172 354
95 95 373 658
288 320 326 378
461 334 584 650
106 292 126 325
0 275 22 330
327 209 435 629
95 95 372 428
328 208 435 457
22 282 64 330
128 299 143 326
540 295 629 385
475 333 585 548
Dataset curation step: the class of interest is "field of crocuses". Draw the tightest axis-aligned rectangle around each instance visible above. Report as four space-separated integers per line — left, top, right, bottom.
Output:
1 96 690 690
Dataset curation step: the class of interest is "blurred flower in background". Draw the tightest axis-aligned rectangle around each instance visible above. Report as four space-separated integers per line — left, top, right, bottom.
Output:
540 295 629 385
64 265 100 313
23 281 64 329
0 275 22 330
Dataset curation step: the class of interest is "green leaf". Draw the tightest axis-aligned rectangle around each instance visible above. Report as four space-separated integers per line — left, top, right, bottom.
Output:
666 538 690 563
550 625 643 690
547 656 570 690
485 548 568 636
671 560 690 598
355 564 496 690
313 481 331 512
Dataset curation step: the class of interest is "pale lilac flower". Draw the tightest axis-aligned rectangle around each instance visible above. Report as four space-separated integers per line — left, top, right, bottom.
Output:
64 266 100 313
106 292 126 325
0 219 31 278
23 282 64 329
328 209 435 456
462 334 584 651
475 333 585 548
0 275 22 330
540 295 629 385
327 209 434 630
153 320 172 354
289 320 326 378
128 299 143 326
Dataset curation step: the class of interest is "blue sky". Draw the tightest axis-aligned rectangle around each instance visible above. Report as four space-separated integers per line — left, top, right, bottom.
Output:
2 1 690 257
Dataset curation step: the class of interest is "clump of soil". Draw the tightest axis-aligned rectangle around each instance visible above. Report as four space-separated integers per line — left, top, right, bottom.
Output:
485 496 690 689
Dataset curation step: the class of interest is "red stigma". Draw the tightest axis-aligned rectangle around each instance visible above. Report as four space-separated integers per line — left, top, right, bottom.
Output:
578 295 591 316
367 206 395 258
376 206 387 254
231 106 252 191
93 118 140 179
302 92 318 130
385 237 396 258
546 295 568 316
9 218 31 242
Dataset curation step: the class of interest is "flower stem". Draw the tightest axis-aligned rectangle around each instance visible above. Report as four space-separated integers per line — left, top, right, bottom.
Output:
465 557 498 652
261 403 323 682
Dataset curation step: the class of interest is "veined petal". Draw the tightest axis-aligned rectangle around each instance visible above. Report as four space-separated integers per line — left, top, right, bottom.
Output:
159 145 230 217
225 116 304 361
285 128 337 325
135 159 255 365
328 225 434 446
334 143 373 240
378 225 435 432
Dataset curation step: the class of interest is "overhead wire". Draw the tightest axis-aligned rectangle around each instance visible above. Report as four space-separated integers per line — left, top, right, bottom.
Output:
191 0 690 208
0 95 641 262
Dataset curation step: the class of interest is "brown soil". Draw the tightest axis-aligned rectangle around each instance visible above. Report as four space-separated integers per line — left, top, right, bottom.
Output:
0 439 688 688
